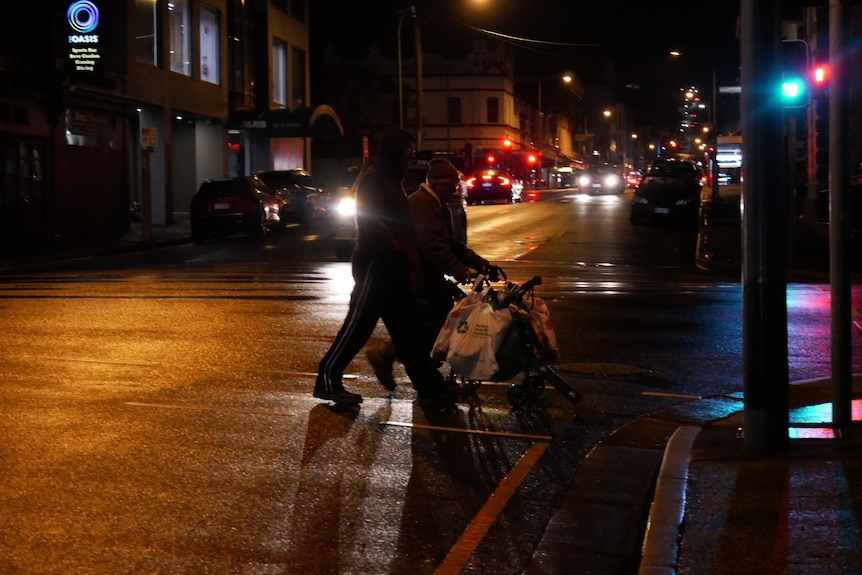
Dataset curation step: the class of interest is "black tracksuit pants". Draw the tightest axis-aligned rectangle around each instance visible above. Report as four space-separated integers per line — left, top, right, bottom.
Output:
317 256 445 399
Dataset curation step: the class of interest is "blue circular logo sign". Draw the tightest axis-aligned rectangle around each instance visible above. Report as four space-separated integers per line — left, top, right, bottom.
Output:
67 1 99 34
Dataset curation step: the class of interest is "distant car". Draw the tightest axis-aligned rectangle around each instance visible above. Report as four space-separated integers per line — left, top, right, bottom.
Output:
626 170 642 189
576 165 626 194
189 176 281 243
464 169 523 204
254 169 328 230
630 159 703 226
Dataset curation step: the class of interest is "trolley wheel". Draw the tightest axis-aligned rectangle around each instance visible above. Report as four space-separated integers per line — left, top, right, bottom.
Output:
526 374 546 399
507 383 531 409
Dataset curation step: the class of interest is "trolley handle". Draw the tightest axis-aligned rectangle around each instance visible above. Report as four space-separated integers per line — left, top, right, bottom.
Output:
499 275 542 307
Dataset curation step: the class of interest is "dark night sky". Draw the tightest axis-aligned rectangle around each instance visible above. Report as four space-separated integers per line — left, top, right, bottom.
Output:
310 0 742 130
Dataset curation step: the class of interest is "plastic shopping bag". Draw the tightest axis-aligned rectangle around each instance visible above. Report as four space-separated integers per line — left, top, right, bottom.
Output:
445 300 513 380
431 291 484 361
527 297 559 361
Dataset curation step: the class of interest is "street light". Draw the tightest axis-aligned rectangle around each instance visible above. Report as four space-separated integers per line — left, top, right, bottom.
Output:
397 5 416 131
396 4 423 149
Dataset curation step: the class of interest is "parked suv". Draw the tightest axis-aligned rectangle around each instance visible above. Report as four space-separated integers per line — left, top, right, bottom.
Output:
189 177 281 243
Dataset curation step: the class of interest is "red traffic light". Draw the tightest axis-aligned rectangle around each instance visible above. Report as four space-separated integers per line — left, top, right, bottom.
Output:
813 65 829 85
527 154 537 164
486 155 496 164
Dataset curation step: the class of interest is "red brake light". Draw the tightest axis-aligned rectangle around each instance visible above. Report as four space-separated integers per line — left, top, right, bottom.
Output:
498 176 511 186
466 177 477 188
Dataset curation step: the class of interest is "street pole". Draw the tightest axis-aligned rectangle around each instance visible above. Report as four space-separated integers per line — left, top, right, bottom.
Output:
537 80 542 151
829 0 852 428
396 7 411 130
711 64 720 200
740 0 790 453
413 11 423 151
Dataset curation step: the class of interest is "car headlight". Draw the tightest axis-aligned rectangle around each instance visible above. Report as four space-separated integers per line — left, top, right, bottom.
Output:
604 175 620 187
578 175 591 187
336 197 356 217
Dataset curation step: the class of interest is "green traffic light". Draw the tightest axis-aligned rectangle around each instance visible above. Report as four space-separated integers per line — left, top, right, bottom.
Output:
781 77 806 103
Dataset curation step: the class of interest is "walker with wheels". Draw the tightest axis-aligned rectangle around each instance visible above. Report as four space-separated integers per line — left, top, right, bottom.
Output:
435 272 582 410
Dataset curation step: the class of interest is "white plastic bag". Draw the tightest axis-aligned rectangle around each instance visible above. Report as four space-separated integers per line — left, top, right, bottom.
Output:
431 291 483 361
444 299 513 380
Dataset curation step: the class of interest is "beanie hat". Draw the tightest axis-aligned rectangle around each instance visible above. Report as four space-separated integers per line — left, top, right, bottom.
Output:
426 158 459 187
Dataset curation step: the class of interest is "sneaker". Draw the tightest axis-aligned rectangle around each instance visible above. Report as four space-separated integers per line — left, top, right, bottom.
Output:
313 387 363 405
366 344 397 391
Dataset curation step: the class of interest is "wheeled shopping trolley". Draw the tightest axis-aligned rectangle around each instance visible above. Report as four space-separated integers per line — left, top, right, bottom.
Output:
436 274 582 410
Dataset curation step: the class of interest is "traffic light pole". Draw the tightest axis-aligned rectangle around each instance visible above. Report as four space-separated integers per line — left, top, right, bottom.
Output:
828 0 852 428
741 0 790 453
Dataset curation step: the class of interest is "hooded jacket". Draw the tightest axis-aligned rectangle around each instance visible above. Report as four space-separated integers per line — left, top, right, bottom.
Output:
353 129 420 268
408 181 489 289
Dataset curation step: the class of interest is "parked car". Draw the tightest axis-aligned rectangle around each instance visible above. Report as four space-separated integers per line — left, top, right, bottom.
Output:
630 159 703 226
464 168 523 204
189 176 281 243
254 169 328 230
576 164 626 194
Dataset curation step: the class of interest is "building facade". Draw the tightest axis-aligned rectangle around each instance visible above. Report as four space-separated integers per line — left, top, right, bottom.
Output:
0 0 328 244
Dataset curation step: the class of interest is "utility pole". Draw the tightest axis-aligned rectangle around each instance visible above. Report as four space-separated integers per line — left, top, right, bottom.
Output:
413 12 424 151
829 0 852 428
741 0 790 453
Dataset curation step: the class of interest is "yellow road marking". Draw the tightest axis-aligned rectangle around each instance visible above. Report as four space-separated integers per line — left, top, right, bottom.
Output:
381 420 552 441
434 441 550 574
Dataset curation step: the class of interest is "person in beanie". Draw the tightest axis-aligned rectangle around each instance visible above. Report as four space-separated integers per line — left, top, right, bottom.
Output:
366 157 499 391
315 129 458 406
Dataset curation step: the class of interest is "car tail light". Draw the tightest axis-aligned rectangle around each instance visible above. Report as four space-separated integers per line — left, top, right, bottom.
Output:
466 177 477 188
498 176 511 186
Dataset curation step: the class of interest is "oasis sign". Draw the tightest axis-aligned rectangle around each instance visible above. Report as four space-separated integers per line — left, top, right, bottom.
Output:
66 0 102 74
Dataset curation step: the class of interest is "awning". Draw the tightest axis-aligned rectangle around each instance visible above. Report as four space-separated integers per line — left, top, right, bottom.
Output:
226 105 344 138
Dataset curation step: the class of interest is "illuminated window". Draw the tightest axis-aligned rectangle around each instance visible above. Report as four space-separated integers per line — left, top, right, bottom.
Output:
135 0 158 65
273 38 287 106
291 46 306 108
199 5 220 84
168 0 191 75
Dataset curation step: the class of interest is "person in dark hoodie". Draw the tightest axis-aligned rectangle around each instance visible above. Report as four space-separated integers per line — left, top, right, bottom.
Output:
314 129 458 406
366 157 499 390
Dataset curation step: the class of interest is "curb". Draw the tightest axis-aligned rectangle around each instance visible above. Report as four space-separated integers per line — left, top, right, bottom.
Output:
638 425 702 575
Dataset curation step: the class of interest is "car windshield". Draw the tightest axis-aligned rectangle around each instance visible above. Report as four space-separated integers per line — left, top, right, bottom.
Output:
648 161 696 177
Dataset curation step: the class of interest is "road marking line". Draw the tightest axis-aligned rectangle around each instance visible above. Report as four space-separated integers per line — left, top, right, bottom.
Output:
380 420 552 441
642 391 703 399
434 442 550 575
126 401 293 417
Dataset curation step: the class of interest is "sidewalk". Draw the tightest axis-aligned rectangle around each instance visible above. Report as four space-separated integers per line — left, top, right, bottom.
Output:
0 217 192 272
